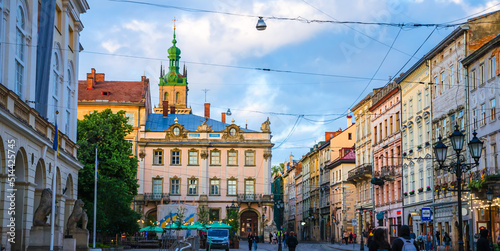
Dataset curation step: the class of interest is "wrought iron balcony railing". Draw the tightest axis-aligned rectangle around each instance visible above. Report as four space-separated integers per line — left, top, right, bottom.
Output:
347 163 372 181
144 193 170 201
237 194 263 202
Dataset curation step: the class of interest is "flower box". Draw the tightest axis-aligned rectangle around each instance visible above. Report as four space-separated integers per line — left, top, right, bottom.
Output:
409 149 413 154
404 192 408 196
417 145 423 150
425 142 430 147
426 186 431 191
409 190 415 195
434 185 440 191
418 187 424 193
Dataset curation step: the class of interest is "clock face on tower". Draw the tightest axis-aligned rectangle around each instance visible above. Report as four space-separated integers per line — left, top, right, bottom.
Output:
173 127 180 136
229 128 237 136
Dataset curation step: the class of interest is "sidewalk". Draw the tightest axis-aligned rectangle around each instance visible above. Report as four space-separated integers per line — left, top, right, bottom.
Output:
327 243 368 251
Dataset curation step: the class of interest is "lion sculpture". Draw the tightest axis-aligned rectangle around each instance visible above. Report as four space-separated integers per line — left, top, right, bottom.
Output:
33 188 52 226
67 199 87 231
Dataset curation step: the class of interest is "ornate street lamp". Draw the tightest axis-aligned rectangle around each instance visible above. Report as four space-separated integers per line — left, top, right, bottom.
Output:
356 207 365 251
256 17 267 31
433 125 483 251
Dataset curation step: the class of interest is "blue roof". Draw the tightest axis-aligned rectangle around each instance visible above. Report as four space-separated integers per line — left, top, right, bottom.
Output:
145 113 257 132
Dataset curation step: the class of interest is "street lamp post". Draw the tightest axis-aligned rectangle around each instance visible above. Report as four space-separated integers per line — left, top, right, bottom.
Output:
487 190 494 249
433 125 483 251
275 200 284 251
357 206 365 251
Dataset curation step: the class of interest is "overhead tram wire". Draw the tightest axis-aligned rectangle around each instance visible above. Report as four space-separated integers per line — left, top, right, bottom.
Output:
273 115 303 150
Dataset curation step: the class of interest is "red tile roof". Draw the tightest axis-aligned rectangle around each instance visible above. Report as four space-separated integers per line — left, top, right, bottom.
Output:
78 80 148 103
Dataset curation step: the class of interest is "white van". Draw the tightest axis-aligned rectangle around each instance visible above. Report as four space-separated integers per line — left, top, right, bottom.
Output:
206 229 230 251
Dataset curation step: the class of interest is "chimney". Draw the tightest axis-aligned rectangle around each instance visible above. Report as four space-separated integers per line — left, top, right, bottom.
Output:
347 109 353 128
95 73 105 81
86 68 96 90
204 103 210 118
141 76 146 82
170 106 176 115
222 112 226 123
162 101 168 117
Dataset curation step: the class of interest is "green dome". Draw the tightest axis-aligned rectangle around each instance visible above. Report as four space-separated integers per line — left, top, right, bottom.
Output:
168 35 181 55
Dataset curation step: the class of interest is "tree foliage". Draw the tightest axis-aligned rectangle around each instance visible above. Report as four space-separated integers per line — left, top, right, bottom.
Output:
77 109 140 236
225 208 240 239
271 163 284 177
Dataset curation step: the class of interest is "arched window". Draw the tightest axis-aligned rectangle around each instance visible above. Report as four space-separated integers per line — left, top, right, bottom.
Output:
176 92 180 103
164 92 168 101
15 4 26 98
52 50 61 121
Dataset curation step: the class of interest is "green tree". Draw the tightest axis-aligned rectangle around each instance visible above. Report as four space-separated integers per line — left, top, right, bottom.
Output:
271 163 284 177
197 206 209 224
224 209 240 239
77 109 140 238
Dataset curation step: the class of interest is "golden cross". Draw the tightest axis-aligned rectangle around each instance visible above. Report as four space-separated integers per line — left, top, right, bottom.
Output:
172 17 177 30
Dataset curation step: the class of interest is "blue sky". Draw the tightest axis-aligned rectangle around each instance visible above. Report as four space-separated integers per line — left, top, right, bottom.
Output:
78 0 499 166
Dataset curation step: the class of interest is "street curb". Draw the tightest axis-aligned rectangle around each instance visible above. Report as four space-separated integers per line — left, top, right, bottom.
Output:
327 244 368 251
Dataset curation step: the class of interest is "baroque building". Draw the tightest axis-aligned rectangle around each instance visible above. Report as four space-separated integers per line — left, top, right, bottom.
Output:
0 0 89 250
135 30 274 239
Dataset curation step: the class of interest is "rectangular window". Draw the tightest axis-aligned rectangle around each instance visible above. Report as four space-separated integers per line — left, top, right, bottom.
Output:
210 179 220 195
171 150 180 165
245 151 255 166
480 64 485 85
418 125 423 147
153 150 163 165
125 112 135 126
228 150 238 166
15 62 24 98
473 109 478 129
396 112 400 131
458 111 464 130
425 87 430 107
491 98 497 121
390 116 393 135
426 167 432 188
153 179 162 196
188 179 198 195
490 56 496 79
450 65 454 86
66 110 71 134
493 144 498 172
417 92 422 112
458 62 462 83
471 70 477 89
170 178 180 195
68 26 75 51
442 118 447 136
348 133 352 140
410 172 415 191
440 72 445 92
227 179 237 195
188 150 198 165
425 121 430 143
481 104 486 126
419 170 423 188
245 179 255 195
55 5 62 32
384 120 388 139
403 103 407 121
210 150 220 165
434 77 438 97
374 126 378 144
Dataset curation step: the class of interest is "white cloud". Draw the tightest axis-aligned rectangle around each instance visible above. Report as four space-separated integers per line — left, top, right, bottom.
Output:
101 40 122 53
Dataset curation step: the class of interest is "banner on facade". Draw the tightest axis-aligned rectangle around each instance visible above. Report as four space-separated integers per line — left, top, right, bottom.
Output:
158 204 197 228
352 219 357 226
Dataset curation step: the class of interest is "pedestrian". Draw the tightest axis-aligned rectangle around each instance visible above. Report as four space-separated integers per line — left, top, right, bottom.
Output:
391 225 419 251
369 228 391 251
248 233 254 251
253 232 258 251
273 231 277 244
286 231 299 251
477 229 490 251
349 232 353 244
417 232 425 250
443 232 452 251
425 232 432 251
367 231 374 248
497 233 500 246
353 232 357 244
269 232 272 244
410 230 416 240
435 231 440 250
283 232 288 248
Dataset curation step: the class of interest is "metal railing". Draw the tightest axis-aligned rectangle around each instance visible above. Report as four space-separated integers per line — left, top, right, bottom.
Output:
237 194 263 202
347 163 372 180
144 193 170 201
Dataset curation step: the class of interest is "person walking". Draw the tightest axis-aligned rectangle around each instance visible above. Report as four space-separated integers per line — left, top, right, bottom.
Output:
283 232 288 249
349 232 354 244
286 231 299 251
273 231 277 244
392 225 419 251
353 232 357 244
253 233 258 251
369 228 392 251
477 229 491 251
417 232 425 251
443 232 451 251
248 233 254 251
435 231 441 250
269 232 273 244
425 232 432 251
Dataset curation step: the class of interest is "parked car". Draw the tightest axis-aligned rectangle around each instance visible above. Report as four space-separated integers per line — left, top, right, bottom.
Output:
206 229 229 251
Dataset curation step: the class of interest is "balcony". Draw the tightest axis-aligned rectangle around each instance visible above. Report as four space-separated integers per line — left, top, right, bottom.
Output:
144 193 170 202
237 194 273 206
380 165 402 179
347 164 372 183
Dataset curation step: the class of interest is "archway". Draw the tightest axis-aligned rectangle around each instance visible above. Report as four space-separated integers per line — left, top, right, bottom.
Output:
64 174 74 231
240 210 258 239
33 159 46 215
13 149 28 250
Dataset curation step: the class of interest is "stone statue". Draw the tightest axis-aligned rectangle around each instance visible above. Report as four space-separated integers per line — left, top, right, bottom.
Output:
261 117 271 132
67 199 87 231
33 188 52 226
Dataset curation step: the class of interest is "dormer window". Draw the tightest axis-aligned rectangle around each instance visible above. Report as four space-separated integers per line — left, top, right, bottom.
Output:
101 91 110 96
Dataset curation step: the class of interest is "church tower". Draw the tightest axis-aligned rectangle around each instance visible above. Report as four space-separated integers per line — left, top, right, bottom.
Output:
156 23 191 115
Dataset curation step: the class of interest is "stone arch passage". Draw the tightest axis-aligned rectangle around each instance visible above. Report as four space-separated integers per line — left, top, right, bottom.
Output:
240 210 258 239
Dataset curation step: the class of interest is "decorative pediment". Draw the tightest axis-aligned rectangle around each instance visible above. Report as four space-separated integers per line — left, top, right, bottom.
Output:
423 111 430 119
415 116 422 123
197 120 213 132
221 125 244 142
165 123 188 140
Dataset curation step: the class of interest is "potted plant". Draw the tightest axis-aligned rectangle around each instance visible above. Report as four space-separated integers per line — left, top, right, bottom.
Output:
409 149 413 154
450 181 457 188
441 183 448 190
417 145 422 150
425 141 430 147
435 184 440 191
409 190 415 195
418 187 424 193
403 152 407 157
426 186 431 191
404 192 408 196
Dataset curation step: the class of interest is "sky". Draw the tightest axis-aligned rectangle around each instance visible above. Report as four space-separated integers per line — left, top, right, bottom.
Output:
78 0 499 166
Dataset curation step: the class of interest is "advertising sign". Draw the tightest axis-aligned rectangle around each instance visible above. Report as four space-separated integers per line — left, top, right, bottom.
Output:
421 208 431 221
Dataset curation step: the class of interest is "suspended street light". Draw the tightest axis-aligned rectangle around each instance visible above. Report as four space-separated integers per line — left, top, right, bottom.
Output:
256 17 267 31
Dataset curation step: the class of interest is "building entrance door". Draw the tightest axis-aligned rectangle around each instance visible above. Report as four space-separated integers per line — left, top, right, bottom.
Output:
240 210 258 239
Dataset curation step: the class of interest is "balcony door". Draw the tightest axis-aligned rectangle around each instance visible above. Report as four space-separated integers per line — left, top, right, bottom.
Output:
244 179 255 200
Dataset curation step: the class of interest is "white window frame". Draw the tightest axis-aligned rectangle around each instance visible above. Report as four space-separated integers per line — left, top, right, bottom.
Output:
15 4 26 99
